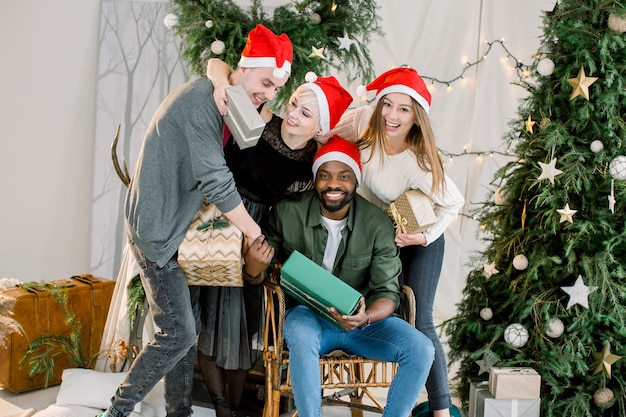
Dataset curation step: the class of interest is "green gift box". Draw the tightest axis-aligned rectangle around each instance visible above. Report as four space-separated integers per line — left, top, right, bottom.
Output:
280 250 362 328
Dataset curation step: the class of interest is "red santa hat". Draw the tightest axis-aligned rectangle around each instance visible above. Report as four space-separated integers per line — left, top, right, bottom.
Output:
358 67 431 114
303 72 353 134
312 137 361 184
238 24 293 80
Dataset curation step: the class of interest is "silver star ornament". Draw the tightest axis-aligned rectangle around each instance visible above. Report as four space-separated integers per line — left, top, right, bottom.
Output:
537 158 564 185
561 275 598 309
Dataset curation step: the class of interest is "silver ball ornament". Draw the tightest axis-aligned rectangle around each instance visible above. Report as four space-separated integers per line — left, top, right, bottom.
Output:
593 388 614 408
609 156 626 180
513 254 528 270
205 20 213 29
163 13 179 29
210 40 226 55
480 307 493 321
504 323 529 348
590 140 604 153
545 317 564 338
536 58 555 76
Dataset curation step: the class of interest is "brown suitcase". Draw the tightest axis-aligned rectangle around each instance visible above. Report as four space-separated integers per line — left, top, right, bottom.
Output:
0 274 115 392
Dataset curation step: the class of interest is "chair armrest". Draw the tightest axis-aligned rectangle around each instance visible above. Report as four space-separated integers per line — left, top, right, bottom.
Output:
263 280 286 361
400 285 416 326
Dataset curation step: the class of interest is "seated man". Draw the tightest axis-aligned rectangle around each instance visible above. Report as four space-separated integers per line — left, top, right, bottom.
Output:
263 137 435 417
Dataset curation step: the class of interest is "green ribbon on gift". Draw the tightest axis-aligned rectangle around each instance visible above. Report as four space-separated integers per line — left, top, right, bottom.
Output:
196 218 230 231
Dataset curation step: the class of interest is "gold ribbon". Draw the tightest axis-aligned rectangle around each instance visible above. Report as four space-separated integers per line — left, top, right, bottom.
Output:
388 203 408 234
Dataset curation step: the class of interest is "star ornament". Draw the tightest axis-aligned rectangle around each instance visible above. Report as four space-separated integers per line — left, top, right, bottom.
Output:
567 67 598 101
592 342 622 377
557 203 577 223
561 275 598 309
308 46 326 60
483 262 499 278
337 32 356 51
525 115 536 133
537 158 564 185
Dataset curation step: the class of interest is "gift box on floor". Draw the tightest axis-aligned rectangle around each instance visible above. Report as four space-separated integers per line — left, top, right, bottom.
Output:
488 367 541 399
387 189 437 234
224 84 266 149
469 380 540 417
280 250 362 328
469 381 490 417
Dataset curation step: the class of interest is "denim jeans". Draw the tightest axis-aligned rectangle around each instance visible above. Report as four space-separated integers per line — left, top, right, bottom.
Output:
106 240 200 417
400 235 451 411
284 305 434 417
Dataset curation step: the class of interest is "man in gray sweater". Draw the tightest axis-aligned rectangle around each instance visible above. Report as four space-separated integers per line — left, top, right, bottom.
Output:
100 24 292 417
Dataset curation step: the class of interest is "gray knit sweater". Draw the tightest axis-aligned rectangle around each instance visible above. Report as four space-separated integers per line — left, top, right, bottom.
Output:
124 78 242 267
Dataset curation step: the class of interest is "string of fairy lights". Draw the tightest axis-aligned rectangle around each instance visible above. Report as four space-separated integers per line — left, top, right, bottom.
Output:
418 39 534 221
425 39 534 164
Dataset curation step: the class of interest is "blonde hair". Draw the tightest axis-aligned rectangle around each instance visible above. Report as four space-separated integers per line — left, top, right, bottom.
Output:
356 97 445 195
289 86 321 128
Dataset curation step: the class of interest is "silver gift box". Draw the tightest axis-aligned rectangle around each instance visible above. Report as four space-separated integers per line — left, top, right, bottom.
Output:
470 380 540 417
223 84 266 149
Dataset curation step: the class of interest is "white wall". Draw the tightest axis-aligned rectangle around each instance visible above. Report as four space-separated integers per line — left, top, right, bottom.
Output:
1 0 101 281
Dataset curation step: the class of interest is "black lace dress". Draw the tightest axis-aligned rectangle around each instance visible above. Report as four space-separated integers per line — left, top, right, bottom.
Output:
197 114 318 369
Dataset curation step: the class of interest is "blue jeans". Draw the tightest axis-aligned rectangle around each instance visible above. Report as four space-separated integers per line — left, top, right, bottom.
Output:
107 240 200 417
284 305 434 417
400 235 451 411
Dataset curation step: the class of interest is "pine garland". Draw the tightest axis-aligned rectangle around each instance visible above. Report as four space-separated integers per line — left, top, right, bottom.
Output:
168 0 381 110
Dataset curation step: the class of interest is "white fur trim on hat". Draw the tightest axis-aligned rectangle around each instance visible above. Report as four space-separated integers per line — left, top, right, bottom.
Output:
312 151 361 184
304 82 331 134
237 57 292 79
375 84 430 114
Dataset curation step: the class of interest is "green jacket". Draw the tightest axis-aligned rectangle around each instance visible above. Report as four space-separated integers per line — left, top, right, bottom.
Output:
264 190 401 307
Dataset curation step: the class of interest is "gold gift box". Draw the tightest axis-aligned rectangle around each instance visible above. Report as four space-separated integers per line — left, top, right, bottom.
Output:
223 84 266 149
387 189 437 234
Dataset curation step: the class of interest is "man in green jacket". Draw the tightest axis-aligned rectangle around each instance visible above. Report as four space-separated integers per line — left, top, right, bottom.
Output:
263 137 435 417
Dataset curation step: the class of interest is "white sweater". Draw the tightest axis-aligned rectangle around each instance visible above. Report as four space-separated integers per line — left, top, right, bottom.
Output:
330 105 465 245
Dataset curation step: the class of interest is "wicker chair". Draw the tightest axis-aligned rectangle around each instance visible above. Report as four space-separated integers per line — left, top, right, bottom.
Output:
261 278 416 417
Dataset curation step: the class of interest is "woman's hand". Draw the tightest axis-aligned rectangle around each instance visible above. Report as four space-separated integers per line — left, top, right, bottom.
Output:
213 84 229 116
395 230 427 248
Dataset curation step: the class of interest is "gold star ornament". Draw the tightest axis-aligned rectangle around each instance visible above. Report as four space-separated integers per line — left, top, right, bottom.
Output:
525 115 536 133
592 342 622 377
308 46 326 60
567 67 598 101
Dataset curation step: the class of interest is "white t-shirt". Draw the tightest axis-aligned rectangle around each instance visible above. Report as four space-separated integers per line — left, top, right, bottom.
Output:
321 216 348 272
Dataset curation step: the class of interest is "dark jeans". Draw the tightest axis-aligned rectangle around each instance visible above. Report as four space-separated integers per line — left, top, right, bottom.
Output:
107 240 199 417
400 235 451 411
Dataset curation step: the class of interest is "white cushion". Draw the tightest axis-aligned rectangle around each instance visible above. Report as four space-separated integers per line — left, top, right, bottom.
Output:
56 368 141 412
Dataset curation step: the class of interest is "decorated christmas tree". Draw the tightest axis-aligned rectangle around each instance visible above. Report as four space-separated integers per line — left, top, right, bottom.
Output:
443 1 626 416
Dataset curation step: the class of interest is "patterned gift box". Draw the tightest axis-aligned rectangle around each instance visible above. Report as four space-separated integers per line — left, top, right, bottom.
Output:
387 189 437 234
224 84 266 149
488 367 541 399
178 201 244 287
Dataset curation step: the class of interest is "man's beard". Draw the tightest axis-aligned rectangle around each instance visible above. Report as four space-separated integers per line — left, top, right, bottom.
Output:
318 188 355 213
